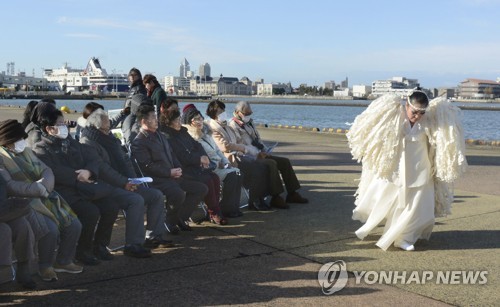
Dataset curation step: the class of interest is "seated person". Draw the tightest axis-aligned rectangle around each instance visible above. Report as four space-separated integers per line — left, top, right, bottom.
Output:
160 106 226 225
75 102 130 141
0 120 83 281
32 110 150 264
183 105 244 218
206 100 270 211
229 101 308 208
0 175 36 290
80 109 172 248
131 104 208 233
24 100 57 148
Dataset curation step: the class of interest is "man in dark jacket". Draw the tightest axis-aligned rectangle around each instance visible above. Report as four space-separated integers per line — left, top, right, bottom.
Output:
131 104 208 233
32 109 151 264
80 109 173 248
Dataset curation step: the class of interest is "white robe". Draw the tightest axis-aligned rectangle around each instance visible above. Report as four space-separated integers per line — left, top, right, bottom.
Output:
352 118 435 250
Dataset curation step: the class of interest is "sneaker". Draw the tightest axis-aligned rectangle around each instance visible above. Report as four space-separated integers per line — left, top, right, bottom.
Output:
144 238 175 249
54 262 83 274
39 267 58 282
396 242 415 251
123 244 152 258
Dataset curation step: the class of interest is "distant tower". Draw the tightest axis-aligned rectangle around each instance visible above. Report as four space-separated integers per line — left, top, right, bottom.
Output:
6 62 15 75
179 58 190 78
199 63 211 79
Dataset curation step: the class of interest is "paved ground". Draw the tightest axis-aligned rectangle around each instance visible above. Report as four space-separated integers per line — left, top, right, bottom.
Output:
0 107 499 306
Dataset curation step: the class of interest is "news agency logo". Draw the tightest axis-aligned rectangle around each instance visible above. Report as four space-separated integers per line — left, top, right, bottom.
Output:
317 260 348 295
318 260 489 295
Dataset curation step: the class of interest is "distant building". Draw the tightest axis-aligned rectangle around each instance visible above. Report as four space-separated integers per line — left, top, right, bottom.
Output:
179 58 190 78
371 77 419 97
458 78 500 99
164 76 181 94
199 63 211 78
257 83 292 96
0 71 47 91
436 88 455 99
324 81 336 90
340 77 348 89
190 76 251 95
333 88 351 98
352 85 371 98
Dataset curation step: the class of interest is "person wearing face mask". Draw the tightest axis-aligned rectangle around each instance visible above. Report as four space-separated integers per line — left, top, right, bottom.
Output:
32 110 151 264
347 89 467 251
229 101 309 209
206 99 270 211
0 119 83 282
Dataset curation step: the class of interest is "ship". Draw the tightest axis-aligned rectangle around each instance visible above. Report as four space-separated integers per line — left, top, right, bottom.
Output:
43 57 129 93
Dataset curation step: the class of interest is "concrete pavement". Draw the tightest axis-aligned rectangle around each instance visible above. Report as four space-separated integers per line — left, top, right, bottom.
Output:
0 111 498 306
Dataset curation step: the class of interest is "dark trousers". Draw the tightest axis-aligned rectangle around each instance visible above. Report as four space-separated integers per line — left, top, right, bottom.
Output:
153 178 208 225
70 198 119 253
194 172 221 215
238 159 269 202
220 171 243 215
261 155 301 196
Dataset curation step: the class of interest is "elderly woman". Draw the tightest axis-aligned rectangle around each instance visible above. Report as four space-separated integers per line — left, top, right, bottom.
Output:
229 100 308 209
206 100 271 211
183 105 244 218
80 109 172 249
0 119 83 281
160 107 227 225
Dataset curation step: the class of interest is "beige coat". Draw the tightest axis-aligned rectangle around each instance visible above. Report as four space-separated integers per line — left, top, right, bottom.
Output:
207 119 257 165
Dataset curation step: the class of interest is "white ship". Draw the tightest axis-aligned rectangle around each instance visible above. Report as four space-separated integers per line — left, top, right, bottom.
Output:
44 57 129 93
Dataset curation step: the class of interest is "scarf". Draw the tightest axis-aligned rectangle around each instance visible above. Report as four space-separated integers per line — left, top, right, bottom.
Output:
0 146 76 229
81 126 134 178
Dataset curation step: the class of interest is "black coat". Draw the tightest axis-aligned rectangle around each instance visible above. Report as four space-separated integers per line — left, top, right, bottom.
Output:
131 129 182 188
32 135 117 204
160 126 209 179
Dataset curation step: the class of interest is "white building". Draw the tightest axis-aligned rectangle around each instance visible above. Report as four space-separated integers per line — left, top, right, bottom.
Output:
190 77 251 95
352 85 372 98
333 88 351 97
257 83 292 95
179 58 190 78
371 77 419 97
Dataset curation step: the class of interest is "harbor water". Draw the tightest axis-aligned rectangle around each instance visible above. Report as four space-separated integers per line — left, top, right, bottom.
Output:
1 98 499 141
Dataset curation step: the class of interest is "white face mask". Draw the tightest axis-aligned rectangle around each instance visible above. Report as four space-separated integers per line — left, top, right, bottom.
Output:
13 139 27 153
217 111 228 123
242 115 252 123
55 125 69 139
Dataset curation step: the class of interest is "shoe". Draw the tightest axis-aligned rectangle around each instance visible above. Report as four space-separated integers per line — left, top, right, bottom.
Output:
286 192 309 204
39 267 58 282
144 237 175 249
123 244 152 258
270 195 289 209
177 220 193 231
18 278 36 290
248 198 270 211
53 262 83 274
397 242 415 251
76 251 101 265
165 223 180 235
93 245 114 261
210 214 228 225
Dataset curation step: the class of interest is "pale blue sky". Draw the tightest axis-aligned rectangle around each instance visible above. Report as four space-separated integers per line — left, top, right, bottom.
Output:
2 0 499 88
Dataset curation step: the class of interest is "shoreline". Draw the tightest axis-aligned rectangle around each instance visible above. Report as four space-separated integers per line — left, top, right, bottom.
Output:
1 105 498 146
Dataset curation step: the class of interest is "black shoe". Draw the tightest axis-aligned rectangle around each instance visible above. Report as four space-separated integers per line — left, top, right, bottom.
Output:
76 251 100 265
93 245 114 261
123 244 152 258
165 223 180 235
224 211 244 218
18 279 36 290
177 220 193 231
144 237 175 249
248 198 270 211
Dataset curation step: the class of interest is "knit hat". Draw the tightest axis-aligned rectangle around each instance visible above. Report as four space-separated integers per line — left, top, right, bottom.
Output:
0 120 28 146
182 105 201 125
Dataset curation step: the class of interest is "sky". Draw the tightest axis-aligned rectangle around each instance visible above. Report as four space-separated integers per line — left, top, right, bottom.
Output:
2 0 499 88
